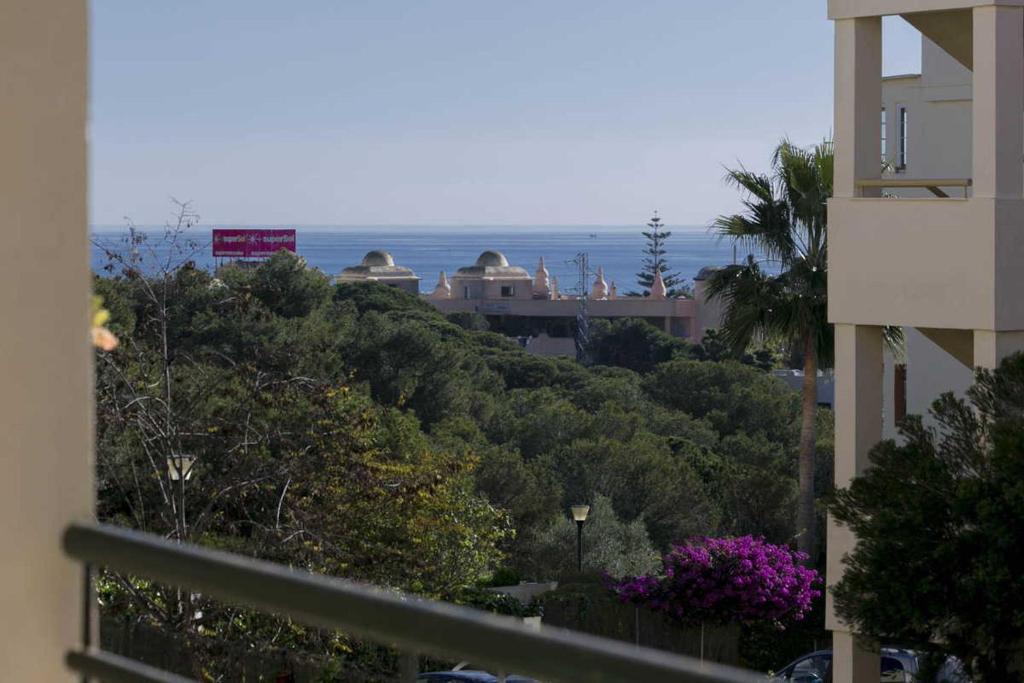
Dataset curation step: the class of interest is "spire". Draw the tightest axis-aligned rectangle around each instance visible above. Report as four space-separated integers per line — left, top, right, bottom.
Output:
551 276 560 299
591 266 608 300
650 269 667 300
609 281 617 300
430 271 452 299
533 256 551 298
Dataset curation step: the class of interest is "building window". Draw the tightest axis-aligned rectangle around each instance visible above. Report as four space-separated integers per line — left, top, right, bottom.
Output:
500 285 515 298
464 286 471 299
897 106 908 171
880 108 887 162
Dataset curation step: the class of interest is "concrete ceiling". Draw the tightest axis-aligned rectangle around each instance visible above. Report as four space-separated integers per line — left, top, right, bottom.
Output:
901 9 974 70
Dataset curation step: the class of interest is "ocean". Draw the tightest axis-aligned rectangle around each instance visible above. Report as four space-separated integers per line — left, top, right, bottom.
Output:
91 226 748 295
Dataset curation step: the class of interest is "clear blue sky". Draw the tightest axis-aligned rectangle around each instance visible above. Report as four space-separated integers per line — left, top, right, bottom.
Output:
90 2 921 227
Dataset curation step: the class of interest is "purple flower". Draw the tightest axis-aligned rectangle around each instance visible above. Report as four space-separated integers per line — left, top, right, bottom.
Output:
607 536 821 627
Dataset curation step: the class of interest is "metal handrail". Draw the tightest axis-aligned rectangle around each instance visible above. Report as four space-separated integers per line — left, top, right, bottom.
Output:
63 523 762 683
856 177 972 198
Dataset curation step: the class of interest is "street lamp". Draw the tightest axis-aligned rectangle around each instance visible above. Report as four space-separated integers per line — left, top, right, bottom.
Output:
571 504 590 572
167 454 196 482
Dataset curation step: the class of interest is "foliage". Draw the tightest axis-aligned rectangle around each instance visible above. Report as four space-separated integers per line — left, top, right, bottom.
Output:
635 212 685 295
704 138 833 559
524 495 660 579
829 352 1024 683
453 587 542 618
92 203 820 674
608 536 820 627
586 318 693 373
446 311 490 332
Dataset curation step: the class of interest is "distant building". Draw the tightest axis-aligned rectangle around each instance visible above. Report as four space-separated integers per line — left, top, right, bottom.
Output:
339 249 725 356
337 250 420 295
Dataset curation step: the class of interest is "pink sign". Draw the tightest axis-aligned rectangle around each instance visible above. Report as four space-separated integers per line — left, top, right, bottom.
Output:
212 229 296 258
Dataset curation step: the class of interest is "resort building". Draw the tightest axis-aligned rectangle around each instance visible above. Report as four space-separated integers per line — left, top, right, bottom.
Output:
337 250 421 295
340 250 725 355
828 2 1024 680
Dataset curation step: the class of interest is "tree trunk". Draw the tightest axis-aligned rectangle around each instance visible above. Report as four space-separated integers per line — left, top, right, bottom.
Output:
796 333 818 560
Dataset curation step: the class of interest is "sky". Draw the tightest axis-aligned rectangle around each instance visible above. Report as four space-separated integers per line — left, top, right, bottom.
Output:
90 2 922 227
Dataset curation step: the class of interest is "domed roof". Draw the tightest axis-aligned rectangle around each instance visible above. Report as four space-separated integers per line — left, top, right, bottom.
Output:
475 251 510 267
694 265 723 281
453 250 531 280
362 250 395 267
338 249 419 283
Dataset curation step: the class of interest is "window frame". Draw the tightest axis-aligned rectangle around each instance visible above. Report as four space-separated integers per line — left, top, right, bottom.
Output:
897 105 909 171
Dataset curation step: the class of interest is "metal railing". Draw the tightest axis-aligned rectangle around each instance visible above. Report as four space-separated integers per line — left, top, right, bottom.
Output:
63 523 763 683
856 177 972 198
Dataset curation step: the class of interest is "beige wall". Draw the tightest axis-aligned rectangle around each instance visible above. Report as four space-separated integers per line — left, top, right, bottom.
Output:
0 1 92 679
828 197 1024 331
830 0 1024 20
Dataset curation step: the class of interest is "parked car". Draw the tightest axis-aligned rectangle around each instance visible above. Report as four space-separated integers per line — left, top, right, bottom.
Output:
771 647 967 683
416 671 538 683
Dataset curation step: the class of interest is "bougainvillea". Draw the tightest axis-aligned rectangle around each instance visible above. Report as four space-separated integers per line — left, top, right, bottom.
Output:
607 536 820 626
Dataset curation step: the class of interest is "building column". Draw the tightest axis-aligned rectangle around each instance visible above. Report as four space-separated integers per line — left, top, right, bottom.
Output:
974 330 1024 369
834 17 882 199
0 2 92 679
828 325 883 683
972 5 1024 199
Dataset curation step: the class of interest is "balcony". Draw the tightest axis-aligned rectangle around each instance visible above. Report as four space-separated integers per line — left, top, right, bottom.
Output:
828 194 1024 331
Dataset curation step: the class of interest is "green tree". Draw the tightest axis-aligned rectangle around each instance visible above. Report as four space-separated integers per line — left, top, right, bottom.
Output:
704 139 832 558
586 318 693 373
525 495 660 578
636 212 684 295
829 354 1024 683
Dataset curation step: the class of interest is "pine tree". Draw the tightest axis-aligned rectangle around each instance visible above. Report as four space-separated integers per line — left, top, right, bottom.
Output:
636 212 684 295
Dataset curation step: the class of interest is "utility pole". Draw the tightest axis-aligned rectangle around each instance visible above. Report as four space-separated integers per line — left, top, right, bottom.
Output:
573 252 590 365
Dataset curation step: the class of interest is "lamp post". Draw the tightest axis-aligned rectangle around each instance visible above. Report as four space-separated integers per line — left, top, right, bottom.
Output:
571 504 590 572
167 454 196 541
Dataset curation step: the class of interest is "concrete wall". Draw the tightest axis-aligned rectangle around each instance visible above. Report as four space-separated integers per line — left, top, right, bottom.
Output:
905 327 974 422
0 1 92 679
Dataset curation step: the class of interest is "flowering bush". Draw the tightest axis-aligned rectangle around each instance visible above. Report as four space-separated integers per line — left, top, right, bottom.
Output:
608 536 820 627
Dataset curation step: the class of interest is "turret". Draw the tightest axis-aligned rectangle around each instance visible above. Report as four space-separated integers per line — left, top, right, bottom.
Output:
650 270 667 300
591 267 608 300
430 271 452 299
533 257 551 299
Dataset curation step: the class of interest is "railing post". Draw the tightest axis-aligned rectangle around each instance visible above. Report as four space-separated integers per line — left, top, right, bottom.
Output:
398 651 418 683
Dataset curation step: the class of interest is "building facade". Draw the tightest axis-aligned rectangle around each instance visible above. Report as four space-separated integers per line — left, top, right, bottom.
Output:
828 3 1024 681
339 250 725 355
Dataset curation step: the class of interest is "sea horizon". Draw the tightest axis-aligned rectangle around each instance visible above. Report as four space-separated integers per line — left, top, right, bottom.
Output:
91 224 744 295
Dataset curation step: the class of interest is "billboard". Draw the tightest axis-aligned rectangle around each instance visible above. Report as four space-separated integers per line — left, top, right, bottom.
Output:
212 229 296 258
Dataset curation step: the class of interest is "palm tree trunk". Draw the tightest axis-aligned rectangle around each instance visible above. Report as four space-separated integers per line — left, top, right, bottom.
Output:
797 333 818 560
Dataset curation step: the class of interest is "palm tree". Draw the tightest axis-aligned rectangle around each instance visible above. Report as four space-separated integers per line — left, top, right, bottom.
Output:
704 139 832 559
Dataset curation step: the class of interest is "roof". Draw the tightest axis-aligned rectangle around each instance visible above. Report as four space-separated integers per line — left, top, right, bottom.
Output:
693 266 724 281
454 251 530 280
338 250 419 281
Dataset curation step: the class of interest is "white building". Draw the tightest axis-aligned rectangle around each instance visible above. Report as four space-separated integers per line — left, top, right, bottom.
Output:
829 3 1024 680
880 35 978 439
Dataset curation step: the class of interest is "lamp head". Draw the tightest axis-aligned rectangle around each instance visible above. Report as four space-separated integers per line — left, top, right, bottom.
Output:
167 454 196 482
571 504 590 523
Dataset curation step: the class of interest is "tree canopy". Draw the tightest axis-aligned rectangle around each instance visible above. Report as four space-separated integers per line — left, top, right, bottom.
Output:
830 353 1024 683
94 223 817 676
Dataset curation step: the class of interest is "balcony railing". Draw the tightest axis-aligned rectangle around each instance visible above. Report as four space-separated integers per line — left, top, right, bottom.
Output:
856 177 972 198
63 523 762 683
